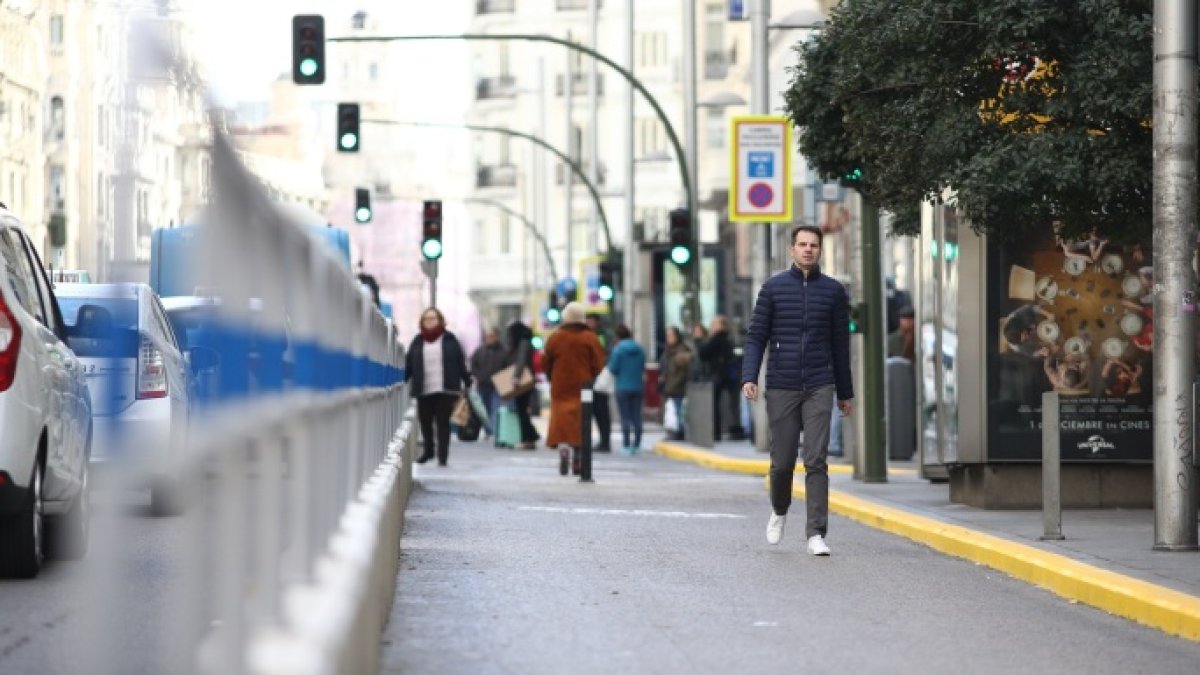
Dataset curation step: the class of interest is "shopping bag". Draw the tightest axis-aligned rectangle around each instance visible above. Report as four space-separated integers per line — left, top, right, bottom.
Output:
663 399 679 432
593 367 614 394
495 406 522 448
451 394 471 427
492 364 535 399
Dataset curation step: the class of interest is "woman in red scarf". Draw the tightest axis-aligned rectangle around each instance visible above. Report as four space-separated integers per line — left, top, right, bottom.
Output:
405 307 472 466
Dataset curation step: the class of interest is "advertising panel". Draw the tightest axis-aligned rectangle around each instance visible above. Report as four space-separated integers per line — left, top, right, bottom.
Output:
987 225 1153 461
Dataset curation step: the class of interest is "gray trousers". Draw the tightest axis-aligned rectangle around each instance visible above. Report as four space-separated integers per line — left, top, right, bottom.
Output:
766 386 835 538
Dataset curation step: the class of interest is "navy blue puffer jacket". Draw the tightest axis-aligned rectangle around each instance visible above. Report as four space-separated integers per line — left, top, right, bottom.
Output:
741 264 853 400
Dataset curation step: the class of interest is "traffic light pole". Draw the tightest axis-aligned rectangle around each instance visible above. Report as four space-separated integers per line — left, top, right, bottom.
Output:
859 198 887 483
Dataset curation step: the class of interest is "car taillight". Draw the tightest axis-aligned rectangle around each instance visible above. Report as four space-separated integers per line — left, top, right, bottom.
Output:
0 294 21 392
137 334 167 399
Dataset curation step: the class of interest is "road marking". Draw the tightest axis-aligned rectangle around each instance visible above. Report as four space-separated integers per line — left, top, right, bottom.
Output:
517 506 744 519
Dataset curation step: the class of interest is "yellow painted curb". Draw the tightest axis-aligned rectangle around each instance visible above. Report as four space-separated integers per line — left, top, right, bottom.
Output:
654 440 913 477
657 438 1200 641
794 481 1200 643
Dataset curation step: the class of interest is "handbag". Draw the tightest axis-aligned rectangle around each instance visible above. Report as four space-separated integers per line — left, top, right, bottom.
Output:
593 367 614 394
451 394 471 427
492 364 535 399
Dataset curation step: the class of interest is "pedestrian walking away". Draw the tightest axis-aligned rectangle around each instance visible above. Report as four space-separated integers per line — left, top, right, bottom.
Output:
502 319 541 449
585 314 614 452
469 325 507 437
741 225 854 556
607 323 647 454
405 307 473 467
543 302 606 475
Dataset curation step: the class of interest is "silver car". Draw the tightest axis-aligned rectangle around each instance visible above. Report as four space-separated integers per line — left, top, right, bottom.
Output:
56 283 190 516
0 207 91 578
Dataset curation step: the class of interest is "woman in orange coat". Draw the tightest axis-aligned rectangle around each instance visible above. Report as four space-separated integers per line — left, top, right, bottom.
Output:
543 301 606 475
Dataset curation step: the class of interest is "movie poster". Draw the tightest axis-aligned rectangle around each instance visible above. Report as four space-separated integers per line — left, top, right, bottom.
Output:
987 227 1153 461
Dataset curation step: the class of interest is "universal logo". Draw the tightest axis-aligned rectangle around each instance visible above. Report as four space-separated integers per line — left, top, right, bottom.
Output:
1078 435 1116 454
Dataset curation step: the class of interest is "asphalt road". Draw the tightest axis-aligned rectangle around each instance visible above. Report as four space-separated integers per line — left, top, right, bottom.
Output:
0 493 190 675
381 441 1200 675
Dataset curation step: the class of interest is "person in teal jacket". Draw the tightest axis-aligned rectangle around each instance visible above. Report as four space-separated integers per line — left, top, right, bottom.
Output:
607 323 647 454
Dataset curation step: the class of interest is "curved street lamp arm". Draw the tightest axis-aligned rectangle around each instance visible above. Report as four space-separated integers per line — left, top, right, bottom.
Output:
463 197 559 285
330 33 693 221
363 118 614 255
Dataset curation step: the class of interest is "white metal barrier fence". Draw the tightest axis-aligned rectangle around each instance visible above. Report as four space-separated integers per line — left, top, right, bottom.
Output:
83 129 415 674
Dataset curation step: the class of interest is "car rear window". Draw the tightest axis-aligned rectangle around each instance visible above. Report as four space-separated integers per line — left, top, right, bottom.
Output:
58 296 139 357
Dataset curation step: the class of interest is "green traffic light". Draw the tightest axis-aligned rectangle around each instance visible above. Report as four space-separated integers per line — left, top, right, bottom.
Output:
531 336 545 350
421 239 443 260
546 307 562 323
355 207 372 223
845 167 863 182
340 132 359 150
598 285 614 302
299 58 319 77
670 246 692 266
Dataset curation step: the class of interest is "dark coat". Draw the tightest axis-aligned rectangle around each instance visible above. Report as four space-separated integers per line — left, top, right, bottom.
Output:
542 324 606 448
660 342 694 397
470 342 508 392
405 331 471 397
697 329 734 384
741 264 854 400
504 320 535 381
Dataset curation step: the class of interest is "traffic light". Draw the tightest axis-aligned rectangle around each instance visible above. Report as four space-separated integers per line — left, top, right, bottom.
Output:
840 166 863 187
668 208 693 268
849 301 866 334
421 200 443 260
545 290 561 324
354 188 372 223
292 15 325 85
598 260 618 302
336 103 360 152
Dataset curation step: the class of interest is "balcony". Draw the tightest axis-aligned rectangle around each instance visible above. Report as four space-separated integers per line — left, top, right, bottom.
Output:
555 72 605 97
557 0 602 9
476 75 518 101
476 0 515 14
476 164 519 189
555 162 606 187
704 50 729 80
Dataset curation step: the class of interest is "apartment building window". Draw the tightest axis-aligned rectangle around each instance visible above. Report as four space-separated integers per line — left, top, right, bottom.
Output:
352 11 366 30
97 105 106 148
637 31 667 69
50 97 64 140
706 108 726 149
704 6 727 80
50 15 63 46
368 63 379 81
476 220 488 255
637 117 665 157
500 216 511 254
50 166 65 212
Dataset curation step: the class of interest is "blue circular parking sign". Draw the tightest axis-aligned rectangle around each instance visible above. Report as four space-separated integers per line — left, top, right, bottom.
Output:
748 182 774 208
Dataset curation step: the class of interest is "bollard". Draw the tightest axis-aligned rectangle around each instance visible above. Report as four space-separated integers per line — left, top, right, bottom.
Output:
580 384 594 483
1040 391 1065 541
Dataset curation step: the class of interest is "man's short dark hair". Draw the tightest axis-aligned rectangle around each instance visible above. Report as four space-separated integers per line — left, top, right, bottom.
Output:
615 323 632 340
791 225 823 247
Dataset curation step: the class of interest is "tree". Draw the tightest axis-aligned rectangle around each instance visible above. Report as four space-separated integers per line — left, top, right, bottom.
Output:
784 0 1153 241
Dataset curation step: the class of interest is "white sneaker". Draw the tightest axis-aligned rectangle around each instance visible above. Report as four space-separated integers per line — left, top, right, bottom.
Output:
766 514 786 545
807 535 831 556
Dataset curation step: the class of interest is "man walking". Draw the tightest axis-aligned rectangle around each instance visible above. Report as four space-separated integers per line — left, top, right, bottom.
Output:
741 225 854 556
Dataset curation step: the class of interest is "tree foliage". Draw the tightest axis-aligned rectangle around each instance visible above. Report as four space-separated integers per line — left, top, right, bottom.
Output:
784 0 1153 240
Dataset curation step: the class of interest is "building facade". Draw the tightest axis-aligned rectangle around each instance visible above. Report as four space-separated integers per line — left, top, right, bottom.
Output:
1 0 48 247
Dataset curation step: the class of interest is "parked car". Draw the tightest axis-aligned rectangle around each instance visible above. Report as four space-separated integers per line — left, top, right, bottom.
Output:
0 207 92 577
161 295 293 399
56 283 191 516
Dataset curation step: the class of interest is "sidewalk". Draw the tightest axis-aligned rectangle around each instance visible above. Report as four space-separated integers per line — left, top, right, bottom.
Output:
653 435 1200 642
